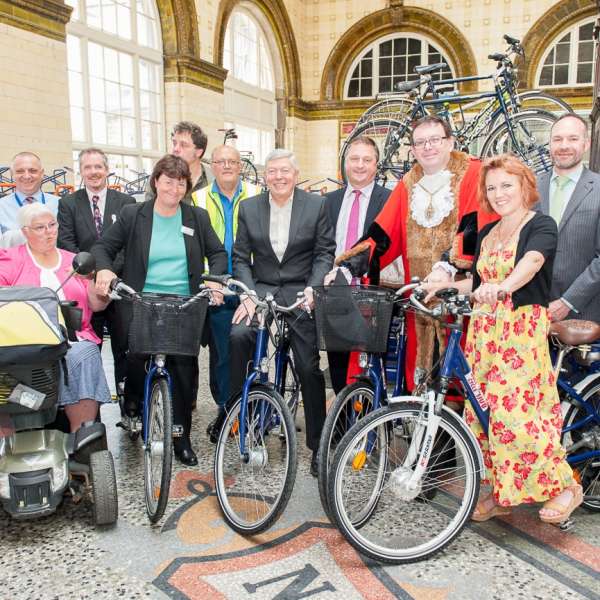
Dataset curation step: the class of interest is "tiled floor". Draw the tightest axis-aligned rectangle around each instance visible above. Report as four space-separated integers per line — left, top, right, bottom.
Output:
2 347 599 600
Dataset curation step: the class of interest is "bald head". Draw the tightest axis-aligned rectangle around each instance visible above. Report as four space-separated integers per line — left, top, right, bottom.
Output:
11 152 44 196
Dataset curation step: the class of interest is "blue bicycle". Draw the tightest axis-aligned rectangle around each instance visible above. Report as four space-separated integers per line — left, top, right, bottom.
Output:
110 280 212 523
203 275 304 534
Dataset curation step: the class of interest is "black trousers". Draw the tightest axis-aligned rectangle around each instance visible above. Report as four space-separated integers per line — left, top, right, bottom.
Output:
125 353 198 447
230 311 326 451
327 351 351 396
91 302 128 390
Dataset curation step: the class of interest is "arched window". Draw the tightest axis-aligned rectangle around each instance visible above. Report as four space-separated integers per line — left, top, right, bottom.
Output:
345 34 454 99
537 18 597 87
65 0 164 181
223 8 277 166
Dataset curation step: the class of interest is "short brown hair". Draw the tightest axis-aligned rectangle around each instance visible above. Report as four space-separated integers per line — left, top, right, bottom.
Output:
551 113 589 138
347 135 380 162
149 155 192 195
171 121 208 153
478 153 539 213
410 115 453 144
78 147 109 170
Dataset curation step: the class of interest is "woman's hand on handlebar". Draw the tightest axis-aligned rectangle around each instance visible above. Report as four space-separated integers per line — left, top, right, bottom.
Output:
472 282 508 306
419 280 449 303
232 295 256 325
205 280 225 306
95 269 117 297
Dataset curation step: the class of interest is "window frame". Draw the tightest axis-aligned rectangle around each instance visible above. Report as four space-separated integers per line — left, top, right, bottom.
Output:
343 32 455 100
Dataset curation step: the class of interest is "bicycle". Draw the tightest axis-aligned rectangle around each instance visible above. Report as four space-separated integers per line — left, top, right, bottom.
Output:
341 35 564 186
202 274 304 534
550 320 600 511
216 128 260 185
313 283 416 518
109 279 212 522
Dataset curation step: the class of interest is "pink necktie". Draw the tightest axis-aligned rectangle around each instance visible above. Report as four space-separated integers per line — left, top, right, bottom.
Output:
345 189 361 251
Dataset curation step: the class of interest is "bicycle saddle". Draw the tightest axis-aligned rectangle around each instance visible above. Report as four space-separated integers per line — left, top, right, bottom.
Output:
550 319 600 346
414 62 447 75
394 79 421 93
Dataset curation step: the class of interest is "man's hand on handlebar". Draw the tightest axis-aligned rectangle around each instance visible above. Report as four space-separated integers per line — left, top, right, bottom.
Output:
96 268 117 296
232 295 256 325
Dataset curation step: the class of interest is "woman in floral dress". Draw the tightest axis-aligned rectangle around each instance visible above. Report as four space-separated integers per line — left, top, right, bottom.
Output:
422 154 582 523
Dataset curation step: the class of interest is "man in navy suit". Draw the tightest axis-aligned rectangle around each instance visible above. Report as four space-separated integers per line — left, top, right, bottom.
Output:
323 136 391 395
57 148 135 389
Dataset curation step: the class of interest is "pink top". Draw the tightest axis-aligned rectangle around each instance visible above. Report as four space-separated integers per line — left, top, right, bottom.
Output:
0 244 100 344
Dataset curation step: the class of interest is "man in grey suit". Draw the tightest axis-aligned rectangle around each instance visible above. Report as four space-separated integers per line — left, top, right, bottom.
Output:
230 149 336 476
537 113 600 323
324 135 390 394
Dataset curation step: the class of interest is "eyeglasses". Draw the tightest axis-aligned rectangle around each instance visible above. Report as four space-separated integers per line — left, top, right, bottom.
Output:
212 159 241 167
412 136 448 149
266 168 294 177
25 221 58 234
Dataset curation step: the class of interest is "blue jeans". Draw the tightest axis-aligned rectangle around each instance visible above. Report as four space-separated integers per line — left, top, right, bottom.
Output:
208 297 238 409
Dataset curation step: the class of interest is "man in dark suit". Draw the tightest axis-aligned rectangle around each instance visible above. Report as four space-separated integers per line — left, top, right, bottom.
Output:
323 135 391 395
230 149 336 476
537 114 600 323
57 148 135 389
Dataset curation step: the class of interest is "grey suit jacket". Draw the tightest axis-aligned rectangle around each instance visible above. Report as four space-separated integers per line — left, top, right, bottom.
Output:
537 167 600 322
233 187 336 304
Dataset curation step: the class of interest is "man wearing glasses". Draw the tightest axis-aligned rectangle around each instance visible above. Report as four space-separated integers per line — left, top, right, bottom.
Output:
338 115 495 391
0 152 60 247
192 145 260 441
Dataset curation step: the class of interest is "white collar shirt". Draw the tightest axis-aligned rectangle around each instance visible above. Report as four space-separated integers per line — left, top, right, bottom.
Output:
268 193 294 262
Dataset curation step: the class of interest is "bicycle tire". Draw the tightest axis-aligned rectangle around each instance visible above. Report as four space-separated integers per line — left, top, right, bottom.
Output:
241 158 259 185
340 117 413 187
144 377 173 523
328 401 481 564
214 384 298 534
515 91 573 114
562 378 600 512
480 109 557 174
317 381 376 520
359 96 416 123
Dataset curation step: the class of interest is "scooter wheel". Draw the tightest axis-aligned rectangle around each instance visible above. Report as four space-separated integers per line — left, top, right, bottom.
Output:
89 450 118 526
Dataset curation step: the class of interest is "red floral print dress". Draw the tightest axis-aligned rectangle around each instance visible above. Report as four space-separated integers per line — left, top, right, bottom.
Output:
464 238 575 506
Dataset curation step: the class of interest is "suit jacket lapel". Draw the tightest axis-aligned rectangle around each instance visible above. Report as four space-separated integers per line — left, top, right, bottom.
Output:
76 190 97 239
364 185 382 233
331 189 344 227
138 201 154 272
257 193 280 263
559 170 593 233
181 204 196 270
103 189 116 230
282 188 306 263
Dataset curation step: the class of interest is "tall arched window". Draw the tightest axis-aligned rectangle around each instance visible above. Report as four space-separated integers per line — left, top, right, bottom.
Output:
537 18 597 87
66 0 164 181
345 34 454 98
223 8 277 166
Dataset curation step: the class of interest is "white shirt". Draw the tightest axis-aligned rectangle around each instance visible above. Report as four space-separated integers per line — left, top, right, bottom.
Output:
269 194 294 262
86 187 107 219
335 181 375 255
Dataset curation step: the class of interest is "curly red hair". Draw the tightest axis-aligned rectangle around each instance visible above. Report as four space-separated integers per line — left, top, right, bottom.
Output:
478 154 540 213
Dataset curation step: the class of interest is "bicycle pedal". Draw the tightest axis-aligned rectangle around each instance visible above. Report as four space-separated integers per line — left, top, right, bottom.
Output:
558 518 575 532
172 425 184 438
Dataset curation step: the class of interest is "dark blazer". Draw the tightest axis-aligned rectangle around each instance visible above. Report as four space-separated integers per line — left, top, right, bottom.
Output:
92 200 228 342
233 187 336 304
324 184 390 249
57 187 135 274
536 167 600 322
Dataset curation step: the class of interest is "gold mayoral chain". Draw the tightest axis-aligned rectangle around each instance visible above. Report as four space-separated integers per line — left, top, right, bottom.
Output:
415 180 451 221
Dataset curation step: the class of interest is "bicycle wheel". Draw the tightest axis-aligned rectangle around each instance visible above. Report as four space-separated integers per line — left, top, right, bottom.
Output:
562 379 600 512
144 377 173 523
214 384 298 534
317 381 376 519
241 158 259 185
515 91 573 114
480 109 557 175
328 401 481 564
340 117 413 187
360 96 416 123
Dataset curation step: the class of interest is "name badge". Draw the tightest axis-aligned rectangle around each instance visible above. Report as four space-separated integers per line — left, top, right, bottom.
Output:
181 225 194 237
111 214 117 224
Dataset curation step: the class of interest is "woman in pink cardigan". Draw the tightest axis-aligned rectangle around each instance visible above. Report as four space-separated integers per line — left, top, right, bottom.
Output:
0 203 111 431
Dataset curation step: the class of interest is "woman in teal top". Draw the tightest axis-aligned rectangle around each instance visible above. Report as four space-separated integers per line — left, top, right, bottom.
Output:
93 155 227 465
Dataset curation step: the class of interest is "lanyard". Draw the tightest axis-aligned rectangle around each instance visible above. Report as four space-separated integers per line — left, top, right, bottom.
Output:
14 192 46 207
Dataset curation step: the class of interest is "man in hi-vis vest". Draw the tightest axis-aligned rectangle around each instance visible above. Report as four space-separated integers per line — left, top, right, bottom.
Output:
192 144 260 441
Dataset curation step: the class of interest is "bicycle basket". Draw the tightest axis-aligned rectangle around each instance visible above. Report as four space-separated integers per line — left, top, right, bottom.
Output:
129 294 207 356
313 285 395 353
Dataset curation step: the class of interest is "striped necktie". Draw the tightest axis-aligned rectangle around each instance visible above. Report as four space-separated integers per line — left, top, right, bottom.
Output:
550 175 570 224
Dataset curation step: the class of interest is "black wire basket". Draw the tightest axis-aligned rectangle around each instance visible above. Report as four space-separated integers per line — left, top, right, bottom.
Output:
129 294 207 356
313 285 395 353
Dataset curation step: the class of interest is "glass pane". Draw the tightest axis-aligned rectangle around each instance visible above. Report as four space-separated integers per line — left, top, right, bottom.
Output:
67 35 82 72
141 120 152 150
70 107 86 142
578 41 594 63
91 110 107 144
380 40 392 57
350 64 360 80
88 42 104 77
87 0 101 28
398 38 406 55
579 22 594 40
360 79 372 97
539 65 553 86
107 114 122 145
362 58 372 78
393 56 403 76
120 85 134 116
89 77 106 110
104 47 119 80
542 48 555 67
117 4 132 39
379 57 391 77
379 77 391 93
137 13 156 48
407 55 420 73
348 79 359 97
120 53 134 85
122 117 136 147
105 81 120 113
555 43 570 64
555 64 568 85
408 38 421 54
364 49 373 59
577 62 593 84
558 32 571 44
68 71 84 107
102 3 118 35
